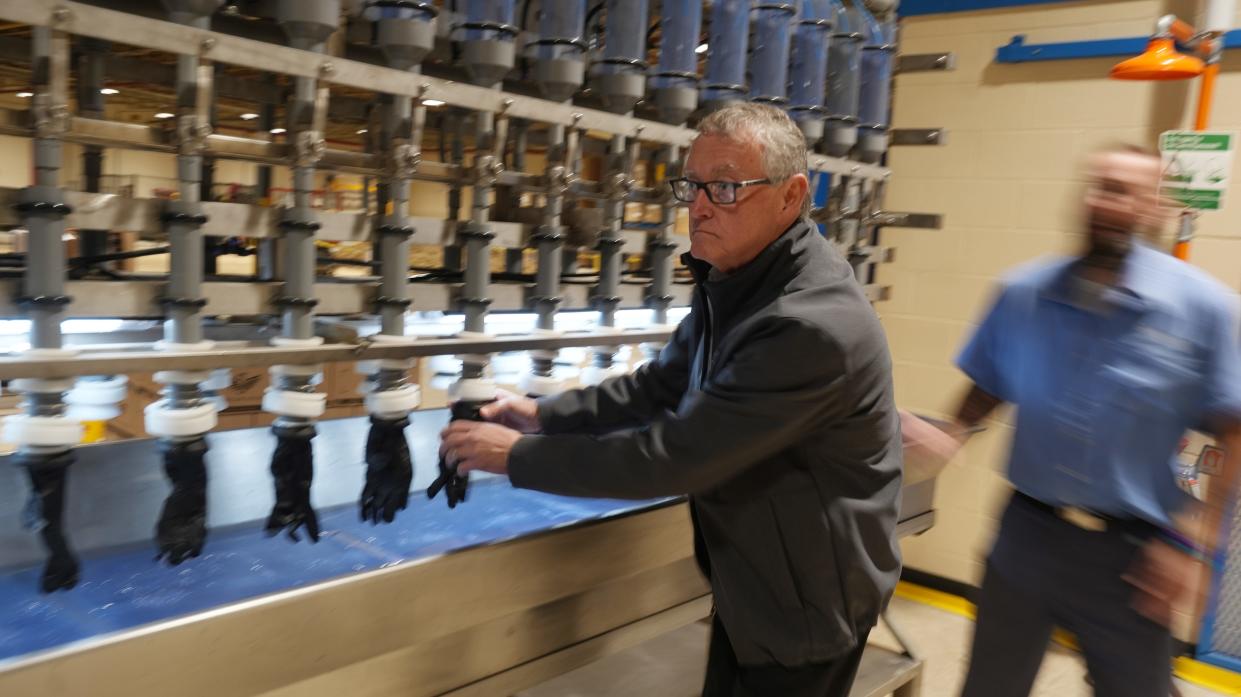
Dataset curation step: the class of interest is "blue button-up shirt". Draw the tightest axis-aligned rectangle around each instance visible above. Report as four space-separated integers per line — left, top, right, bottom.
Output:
958 242 1241 527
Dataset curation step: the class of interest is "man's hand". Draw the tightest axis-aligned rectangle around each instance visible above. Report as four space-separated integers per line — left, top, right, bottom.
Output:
1123 539 1209 628
478 389 543 434
900 409 967 483
440 421 523 476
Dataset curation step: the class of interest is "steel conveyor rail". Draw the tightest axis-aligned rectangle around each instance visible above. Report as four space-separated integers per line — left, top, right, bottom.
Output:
0 328 676 380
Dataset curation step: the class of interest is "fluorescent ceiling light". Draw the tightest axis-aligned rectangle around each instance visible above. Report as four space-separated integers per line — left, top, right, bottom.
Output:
239 112 259 120
100 88 119 95
154 112 175 119
269 127 286 134
422 98 446 107
695 43 709 54
15 91 32 98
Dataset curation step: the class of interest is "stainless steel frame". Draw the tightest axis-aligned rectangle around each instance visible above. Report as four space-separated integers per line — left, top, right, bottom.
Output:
0 326 680 380
0 2 889 181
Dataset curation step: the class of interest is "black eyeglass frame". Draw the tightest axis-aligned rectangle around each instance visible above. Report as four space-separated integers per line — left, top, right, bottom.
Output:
667 177 773 205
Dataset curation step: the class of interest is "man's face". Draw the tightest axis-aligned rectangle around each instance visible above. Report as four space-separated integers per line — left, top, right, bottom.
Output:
1081 151 1163 270
684 134 807 273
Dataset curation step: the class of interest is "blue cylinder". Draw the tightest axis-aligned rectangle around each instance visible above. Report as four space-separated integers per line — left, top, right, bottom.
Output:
702 0 752 106
748 2 798 104
462 0 516 41
826 0 862 123
536 0 586 60
858 16 896 129
788 0 833 129
594 0 649 76
651 0 702 90
590 0 650 113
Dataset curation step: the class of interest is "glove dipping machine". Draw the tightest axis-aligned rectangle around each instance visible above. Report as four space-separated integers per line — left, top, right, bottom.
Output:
0 1 945 694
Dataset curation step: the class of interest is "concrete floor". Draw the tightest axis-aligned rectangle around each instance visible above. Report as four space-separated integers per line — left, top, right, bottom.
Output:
521 595 1228 697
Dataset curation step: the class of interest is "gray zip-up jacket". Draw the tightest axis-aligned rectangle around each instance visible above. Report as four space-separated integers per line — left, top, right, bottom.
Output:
508 220 902 667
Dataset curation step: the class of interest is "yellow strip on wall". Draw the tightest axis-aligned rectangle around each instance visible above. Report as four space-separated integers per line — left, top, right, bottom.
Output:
894 581 1241 695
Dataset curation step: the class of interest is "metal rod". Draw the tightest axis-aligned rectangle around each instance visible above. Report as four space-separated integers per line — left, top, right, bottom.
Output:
164 7 216 348
460 106 507 363
76 37 108 262
23 26 70 352
648 145 680 327
592 133 629 370
0 329 678 381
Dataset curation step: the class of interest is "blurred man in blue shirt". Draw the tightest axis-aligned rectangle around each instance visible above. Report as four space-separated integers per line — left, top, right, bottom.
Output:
945 145 1241 697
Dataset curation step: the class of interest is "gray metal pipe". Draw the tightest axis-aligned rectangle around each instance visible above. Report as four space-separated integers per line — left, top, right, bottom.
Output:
77 38 109 261
274 0 337 348
530 122 570 378
377 93 413 337
592 134 627 368
23 27 69 353
647 146 679 326
462 111 497 337
163 2 218 349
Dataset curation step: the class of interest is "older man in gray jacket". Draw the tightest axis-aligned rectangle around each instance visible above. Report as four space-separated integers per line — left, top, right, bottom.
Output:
440 102 902 696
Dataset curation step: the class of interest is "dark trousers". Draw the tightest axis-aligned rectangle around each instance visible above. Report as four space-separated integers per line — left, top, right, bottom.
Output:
960 493 1173 697
701 614 871 697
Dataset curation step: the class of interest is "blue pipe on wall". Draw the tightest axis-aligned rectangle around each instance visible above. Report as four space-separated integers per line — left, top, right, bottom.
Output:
902 0 1072 16
996 31 1241 63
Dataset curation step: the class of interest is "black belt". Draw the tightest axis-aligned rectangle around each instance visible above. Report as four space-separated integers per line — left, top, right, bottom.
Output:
1014 491 1149 534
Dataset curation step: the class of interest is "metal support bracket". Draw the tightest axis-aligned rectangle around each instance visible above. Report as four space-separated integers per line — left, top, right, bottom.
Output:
896 52 956 72
891 128 948 146
869 211 944 230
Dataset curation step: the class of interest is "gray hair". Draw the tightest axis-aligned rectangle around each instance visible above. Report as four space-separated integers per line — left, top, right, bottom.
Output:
696 102 811 215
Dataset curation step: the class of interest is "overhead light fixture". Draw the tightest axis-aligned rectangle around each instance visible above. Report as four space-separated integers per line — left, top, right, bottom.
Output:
15 91 32 98
239 112 259 120
270 127 287 135
154 112 175 119
99 88 119 95
422 98 445 107
356 128 368 134
695 43 709 54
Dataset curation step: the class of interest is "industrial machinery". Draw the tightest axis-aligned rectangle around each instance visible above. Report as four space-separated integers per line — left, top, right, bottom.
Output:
0 1 945 694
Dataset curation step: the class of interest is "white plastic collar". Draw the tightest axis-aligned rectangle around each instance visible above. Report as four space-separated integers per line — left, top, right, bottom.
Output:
365 384 421 418
578 364 630 387
261 388 327 418
520 373 565 397
143 401 218 438
65 375 128 409
450 377 497 402
11 378 76 395
2 415 84 448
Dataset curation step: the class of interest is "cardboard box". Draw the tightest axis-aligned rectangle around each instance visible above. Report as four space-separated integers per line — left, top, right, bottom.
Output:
222 367 269 409
215 412 255 432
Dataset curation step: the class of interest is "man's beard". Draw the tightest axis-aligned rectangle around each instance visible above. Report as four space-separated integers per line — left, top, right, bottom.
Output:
1082 218 1133 273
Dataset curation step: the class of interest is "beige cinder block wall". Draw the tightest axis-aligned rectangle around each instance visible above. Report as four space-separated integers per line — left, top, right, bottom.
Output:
880 0 1241 588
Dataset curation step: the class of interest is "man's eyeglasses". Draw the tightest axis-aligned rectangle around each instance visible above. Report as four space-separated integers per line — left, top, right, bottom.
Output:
668 177 772 205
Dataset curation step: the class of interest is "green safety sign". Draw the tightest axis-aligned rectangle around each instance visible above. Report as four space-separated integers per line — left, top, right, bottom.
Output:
1159 131 1236 211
